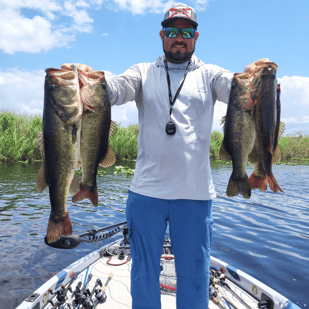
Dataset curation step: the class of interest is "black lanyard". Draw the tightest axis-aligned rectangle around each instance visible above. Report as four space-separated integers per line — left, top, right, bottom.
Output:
164 59 191 135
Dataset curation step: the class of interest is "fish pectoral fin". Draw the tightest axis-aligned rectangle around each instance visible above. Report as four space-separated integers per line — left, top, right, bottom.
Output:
219 141 231 161
109 120 118 139
36 130 44 155
278 122 285 139
272 145 281 164
69 173 80 196
35 162 48 192
100 145 116 168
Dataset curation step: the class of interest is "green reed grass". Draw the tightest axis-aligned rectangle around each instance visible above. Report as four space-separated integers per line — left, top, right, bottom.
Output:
1 111 308 164
109 124 138 161
0 111 42 163
278 132 309 160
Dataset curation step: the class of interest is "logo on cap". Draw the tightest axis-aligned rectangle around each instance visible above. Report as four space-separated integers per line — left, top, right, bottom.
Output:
168 7 192 19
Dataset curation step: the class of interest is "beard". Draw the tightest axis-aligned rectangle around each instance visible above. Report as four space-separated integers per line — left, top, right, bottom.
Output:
163 40 195 63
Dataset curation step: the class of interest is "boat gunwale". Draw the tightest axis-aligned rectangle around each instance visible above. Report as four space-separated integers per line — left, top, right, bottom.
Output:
16 238 301 309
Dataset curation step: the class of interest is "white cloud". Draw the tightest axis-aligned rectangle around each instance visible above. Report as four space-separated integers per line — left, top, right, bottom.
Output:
0 8 74 54
278 76 309 107
102 0 209 15
112 101 138 125
213 100 227 132
0 1 96 53
278 76 309 133
0 0 211 54
0 68 45 115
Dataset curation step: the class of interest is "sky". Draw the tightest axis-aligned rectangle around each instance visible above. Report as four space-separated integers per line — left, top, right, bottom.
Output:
0 0 308 135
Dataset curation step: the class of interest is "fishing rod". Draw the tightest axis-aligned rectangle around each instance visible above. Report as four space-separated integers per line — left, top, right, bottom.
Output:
44 221 127 249
71 273 113 308
210 267 250 309
47 272 80 308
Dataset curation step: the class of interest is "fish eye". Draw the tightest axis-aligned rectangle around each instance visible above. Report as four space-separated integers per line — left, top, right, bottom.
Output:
51 84 58 90
232 83 237 88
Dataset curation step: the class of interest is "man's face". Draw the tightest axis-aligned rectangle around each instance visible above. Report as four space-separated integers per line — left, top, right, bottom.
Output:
159 19 199 63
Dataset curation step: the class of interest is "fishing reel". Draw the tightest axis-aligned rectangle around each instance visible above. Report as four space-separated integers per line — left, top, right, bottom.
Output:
72 278 107 308
48 273 79 309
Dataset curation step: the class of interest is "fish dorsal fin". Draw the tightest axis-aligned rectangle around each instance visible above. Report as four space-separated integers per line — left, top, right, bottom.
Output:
109 120 117 139
100 145 116 168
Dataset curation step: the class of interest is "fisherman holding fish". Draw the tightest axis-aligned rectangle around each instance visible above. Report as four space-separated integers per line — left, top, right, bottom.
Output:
103 3 280 309
40 2 282 308
104 4 233 308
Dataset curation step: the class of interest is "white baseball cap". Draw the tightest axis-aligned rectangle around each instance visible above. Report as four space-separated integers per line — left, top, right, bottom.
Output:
161 3 198 28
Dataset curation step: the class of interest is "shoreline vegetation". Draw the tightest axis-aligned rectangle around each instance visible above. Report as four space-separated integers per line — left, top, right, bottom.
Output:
1 111 309 166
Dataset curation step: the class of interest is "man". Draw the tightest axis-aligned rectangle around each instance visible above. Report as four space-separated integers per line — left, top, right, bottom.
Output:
105 3 233 309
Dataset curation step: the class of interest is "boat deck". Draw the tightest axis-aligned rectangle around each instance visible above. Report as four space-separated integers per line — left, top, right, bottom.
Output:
60 242 259 309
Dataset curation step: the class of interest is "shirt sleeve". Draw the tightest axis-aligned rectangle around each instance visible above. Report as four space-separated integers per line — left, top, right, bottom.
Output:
105 64 142 106
207 64 234 104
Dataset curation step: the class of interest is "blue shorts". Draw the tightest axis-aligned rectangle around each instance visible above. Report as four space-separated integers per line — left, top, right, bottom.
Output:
126 190 213 309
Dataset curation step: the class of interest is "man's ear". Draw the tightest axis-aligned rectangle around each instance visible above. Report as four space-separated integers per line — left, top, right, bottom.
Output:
159 30 164 42
195 31 199 42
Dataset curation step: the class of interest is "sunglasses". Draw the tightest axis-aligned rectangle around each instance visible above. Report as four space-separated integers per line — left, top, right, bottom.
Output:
163 27 197 39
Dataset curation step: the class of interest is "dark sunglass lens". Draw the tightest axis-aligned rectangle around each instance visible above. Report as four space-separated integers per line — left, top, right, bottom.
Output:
181 28 195 39
165 28 178 38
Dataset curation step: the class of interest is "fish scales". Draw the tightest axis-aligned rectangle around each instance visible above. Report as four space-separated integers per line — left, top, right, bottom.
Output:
220 73 256 198
72 70 115 206
220 59 283 197
43 67 82 243
248 70 283 193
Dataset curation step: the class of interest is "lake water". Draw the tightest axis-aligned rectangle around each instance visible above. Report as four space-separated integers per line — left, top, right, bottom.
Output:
0 162 308 309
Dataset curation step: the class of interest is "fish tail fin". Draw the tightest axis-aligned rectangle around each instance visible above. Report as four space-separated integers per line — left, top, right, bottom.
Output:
72 183 98 206
46 211 72 244
249 172 267 191
266 173 284 193
227 175 251 199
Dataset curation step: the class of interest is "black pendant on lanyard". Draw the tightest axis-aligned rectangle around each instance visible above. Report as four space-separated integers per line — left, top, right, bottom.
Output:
164 59 191 135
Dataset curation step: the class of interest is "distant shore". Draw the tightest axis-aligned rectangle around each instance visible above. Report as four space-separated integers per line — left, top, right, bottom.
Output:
1 111 308 165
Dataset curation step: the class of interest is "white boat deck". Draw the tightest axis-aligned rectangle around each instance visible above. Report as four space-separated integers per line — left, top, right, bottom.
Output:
61 243 259 309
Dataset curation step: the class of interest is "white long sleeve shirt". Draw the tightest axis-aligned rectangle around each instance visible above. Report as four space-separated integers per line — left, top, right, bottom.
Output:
106 54 233 200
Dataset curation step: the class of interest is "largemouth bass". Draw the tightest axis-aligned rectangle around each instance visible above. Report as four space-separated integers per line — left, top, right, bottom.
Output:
248 80 284 193
220 59 283 197
60 64 116 206
219 72 256 198
36 65 82 243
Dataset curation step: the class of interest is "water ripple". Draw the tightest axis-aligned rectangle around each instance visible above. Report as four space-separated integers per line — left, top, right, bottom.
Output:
0 163 309 308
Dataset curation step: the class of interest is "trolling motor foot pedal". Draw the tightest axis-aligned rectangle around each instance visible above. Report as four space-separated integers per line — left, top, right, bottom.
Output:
44 234 82 249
